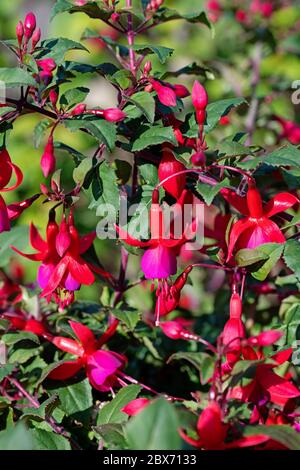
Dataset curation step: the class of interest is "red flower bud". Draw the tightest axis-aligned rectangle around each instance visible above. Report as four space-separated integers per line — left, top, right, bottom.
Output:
143 61 152 75
144 84 153 93
191 151 206 167
235 9 248 23
103 108 126 123
37 58 56 72
121 398 151 416
24 12 36 39
248 330 283 347
31 27 41 49
110 12 120 22
192 80 208 110
41 135 56 177
71 104 87 116
160 321 185 339
196 109 206 125
158 150 186 199
16 21 24 46
24 319 47 336
49 89 58 108
173 84 190 98
150 79 177 107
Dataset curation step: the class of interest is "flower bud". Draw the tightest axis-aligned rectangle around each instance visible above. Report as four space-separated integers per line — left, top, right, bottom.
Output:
31 27 41 49
16 21 24 46
191 151 206 167
103 108 126 123
192 80 208 110
49 89 58 108
121 398 150 416
41 135 56 177
110 12 120 22
144 84 153 93
37 58 56 72
160 321 185 340
173 84 190 98
71 103 87 116
24 12 36 39
143 60 152 75
150 79 177 107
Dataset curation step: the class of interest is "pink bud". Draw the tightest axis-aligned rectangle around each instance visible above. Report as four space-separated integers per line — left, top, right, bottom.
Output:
16 21 24 46
172 84 190 98
103 108 126 123
24 12 36 39
192 80 208 110
248 330 283 347
235 9 248 23
191 151 206 167
49 89 58 108
41 135 56 178
31 27 41 49
71 103 87 116
40 183 49 195
150 79 177 107
110 12 120 22
260 2 273 18
37 58 56 72
121 398 151 416
144 84 153 93
160 321 185 340
143 61 152 75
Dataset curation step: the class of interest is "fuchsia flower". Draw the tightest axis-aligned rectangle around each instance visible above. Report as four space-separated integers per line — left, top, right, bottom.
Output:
149 79 177 107
222 182 299 260
11 210 105 307
2 310 51 339
158 149 186 199
49 320 126 391
41 134 56 177
121 398 151 416
273 115 300 145
0 148 23 233
222 292 245 368
102 108 126 123
180 401 269 450
116 189 195 280
23 12 36 39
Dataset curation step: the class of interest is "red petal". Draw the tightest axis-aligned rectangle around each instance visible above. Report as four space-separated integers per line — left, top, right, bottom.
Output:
10 245 43 261
1 162 23 192
225 435 269 449
40 256 70 297
79 231 96 254
115 225 151 247
257 368 300 406
30 223 47 252
48 359 83 380
264 192 299 218
69 320 96 353
259 218 286 243
220 188 249 215
69 257 95 285
271 348 292 365
178 428 202 448
226 218 255 261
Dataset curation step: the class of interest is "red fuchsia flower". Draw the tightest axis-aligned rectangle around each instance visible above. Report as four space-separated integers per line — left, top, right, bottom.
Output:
230 348 300 408
11 210 103 307
222 292 246 369
71 103 87 116
121 398 151 416
23 12 36 39
16 21 24 46
273 115 300 145
49 320 126 391
41 134 56 177
180 401 269 449
158 149 186 199
149 79 177 107
223 182 299 261
219 115 230 126
191 151 206 167
155 266 192 323
235 10 248 23
116 189 195 281
2 310 51 340
0 148 23 233
36 59 56 86
192 80 208 126
103 108 126 123
250 0 273 18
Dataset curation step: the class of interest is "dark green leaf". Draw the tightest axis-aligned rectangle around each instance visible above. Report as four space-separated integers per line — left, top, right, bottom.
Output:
196 178 230 205
97 385 141 425
32 429 71 450
59 87 89 109
111 308 141 330
0 68 36 87
57 378 93 415
132 45 174 64
132 125 177 151
0 423 33 450
126 92 156 123
284 240 300 281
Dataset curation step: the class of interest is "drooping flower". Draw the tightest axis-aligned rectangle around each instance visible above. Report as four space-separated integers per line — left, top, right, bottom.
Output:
180 401 269 450
222 182 299 260
273 115 300 145
11 209 107 307
222 292 246 368
149 79 177 107
49 320 126 391
0 148 23 233
116 189 195 280
2 310 51 340
158 149 186 199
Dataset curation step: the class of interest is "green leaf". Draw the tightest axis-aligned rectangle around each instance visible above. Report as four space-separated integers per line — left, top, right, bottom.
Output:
196 178 230 205
73 156 94 185
97 385 141 426
281 168 300 189
22 395 60 422
126 398 181 450
2 331 40 346
162 61 214 80
238 144 300 170
0 423 33 450
52 0 114 21
236 248 270 267
153 8 211 28
33 119 52 149
284 240 300 281
0 226 30 268
0 363 15 381
89 161 120 213
32 429 71 450
0 67 36 87
217 140 253 157
59 87 89 109
168 351 211 373
132 125 177 151
57 378 93 416
205 98 246 133
243 425 300 450
94 423 127 449
132 45 174 64
139 163 159 186
237 243 284 281
64 118 116 151
38 38 88 65
126 92 156 123
111 307 141 330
